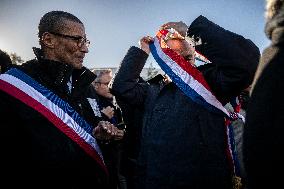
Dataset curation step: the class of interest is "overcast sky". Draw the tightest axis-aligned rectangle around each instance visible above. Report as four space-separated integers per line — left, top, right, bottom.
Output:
0 0 269 69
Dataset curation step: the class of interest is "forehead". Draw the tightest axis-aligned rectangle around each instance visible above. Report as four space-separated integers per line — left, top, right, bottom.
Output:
61 20 85 34
100 73 112 81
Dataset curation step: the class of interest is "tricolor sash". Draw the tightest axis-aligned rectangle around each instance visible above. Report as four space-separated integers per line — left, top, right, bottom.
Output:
0 68 108 175
150 30 230 117
150 30 242 184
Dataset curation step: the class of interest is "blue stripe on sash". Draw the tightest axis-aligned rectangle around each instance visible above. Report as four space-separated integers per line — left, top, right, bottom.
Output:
6 68 93 134
150 43 224 116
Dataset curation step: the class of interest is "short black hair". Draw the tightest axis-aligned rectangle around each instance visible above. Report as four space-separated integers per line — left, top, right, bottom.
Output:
38 10 83 40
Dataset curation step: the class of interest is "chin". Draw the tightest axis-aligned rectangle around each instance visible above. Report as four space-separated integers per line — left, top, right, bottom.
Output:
73 62 83 69
106 95 113 99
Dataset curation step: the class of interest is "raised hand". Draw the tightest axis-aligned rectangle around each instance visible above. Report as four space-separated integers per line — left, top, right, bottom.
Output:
101 106 114 119
139 36 154 54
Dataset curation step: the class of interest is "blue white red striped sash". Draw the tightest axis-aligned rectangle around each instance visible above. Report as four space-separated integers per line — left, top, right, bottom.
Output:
0 68 108 174
150 30 230 117
150 30 241 178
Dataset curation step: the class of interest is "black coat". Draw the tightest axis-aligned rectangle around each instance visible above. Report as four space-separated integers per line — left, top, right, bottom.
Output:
0 51 108 188
243 6 284 189
95 94 125 189
111 15 260 189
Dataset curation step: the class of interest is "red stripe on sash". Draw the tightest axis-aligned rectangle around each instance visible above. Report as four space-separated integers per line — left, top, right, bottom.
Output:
0 79 108 174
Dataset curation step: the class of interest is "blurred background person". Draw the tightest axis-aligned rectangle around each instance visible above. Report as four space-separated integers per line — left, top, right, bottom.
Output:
92 69 126 189
243 0 284 188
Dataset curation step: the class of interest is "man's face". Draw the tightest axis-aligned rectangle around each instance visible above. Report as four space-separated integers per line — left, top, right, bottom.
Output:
94 73 113 99
166 39 195 64
52 20 89 69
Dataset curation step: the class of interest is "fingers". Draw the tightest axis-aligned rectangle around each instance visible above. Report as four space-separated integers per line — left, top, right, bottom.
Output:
101 106 114 119
93 121 124 141
100 121 116 135
139 36 154 47
141 36 154 42
93 121 114 140
101 106 114 114
139 36 154 54
113 129 124 140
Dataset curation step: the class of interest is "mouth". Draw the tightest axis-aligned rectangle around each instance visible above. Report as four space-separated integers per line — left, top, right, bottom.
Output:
77 56 85 63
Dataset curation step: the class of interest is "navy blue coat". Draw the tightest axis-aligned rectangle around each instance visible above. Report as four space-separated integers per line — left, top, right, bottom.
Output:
111 15 260 189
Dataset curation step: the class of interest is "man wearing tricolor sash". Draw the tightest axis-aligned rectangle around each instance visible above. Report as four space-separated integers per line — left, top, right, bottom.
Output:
0 11 121 188
111 15 260 189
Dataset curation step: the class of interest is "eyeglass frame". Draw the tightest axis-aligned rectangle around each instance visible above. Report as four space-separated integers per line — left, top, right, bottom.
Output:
48 31 90 48
94 81 110 86
163 28 196 48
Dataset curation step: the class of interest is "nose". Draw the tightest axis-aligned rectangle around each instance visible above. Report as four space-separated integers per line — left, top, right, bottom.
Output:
80 45 89 53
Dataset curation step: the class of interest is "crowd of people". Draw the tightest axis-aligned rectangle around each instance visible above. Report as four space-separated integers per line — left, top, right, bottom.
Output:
0 0 283 188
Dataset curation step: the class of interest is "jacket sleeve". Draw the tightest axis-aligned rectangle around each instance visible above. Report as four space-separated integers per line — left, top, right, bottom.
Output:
110 46 149 106
187 15 260 104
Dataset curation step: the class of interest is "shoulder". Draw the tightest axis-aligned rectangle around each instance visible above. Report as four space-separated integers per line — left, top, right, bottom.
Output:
17 59 40 76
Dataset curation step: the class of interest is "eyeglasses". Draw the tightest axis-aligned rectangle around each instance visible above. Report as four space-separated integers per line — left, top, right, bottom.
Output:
95 81 110 86
164 28 185 41
49 32 90 48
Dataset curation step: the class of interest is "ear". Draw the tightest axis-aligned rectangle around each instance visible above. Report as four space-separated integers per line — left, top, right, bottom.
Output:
41 32 56 49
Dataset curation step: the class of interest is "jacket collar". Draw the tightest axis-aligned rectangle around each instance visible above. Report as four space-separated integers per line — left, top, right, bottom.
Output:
22 48 96 98
33 47 74 90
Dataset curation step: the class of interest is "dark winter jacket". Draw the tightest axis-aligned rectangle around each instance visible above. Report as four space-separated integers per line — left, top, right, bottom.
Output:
111 15 260 189
0 49 108 188
95 93 125 189
243 5 284 189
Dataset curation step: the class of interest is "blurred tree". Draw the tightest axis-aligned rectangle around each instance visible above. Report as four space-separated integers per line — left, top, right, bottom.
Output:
0 49 12 73
146 61 158 79
10 52 24 65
